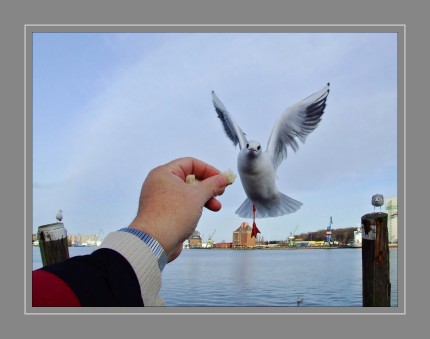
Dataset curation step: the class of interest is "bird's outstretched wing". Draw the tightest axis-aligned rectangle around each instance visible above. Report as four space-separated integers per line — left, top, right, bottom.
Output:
266 83 330 170
212 91 247 150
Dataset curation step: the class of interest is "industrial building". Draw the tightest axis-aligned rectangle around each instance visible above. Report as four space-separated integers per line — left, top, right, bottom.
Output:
187 230 202 248
385 196 398 244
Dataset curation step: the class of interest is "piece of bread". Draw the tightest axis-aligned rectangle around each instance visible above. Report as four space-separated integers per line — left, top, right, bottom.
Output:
185 169 236 185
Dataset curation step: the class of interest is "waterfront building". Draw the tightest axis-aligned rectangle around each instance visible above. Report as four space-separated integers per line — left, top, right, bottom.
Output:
212 242 233 249
385 196 398 244
232 222 256 248
349 227 362 248
188 231 202 248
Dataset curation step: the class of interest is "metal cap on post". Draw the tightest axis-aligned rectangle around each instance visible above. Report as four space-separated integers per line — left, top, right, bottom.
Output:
37 222 70 267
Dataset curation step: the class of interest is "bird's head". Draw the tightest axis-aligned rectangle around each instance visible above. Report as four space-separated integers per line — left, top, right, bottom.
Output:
371 194 384 206
244 140 262 158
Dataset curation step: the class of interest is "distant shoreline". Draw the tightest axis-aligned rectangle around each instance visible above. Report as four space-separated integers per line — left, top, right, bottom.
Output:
186 244 398 250
187 246 356 250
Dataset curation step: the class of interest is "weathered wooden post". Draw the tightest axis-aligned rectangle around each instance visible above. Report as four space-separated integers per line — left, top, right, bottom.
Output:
37 222 69 266
361 212 391 307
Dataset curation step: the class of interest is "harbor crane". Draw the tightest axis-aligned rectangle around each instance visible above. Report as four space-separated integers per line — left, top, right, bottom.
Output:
207 229 216 248
95 229 104 246
325 216 333 246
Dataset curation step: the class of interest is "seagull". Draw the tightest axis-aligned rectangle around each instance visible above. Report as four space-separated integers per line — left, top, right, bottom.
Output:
371 194 384 212
212 83 330 237
56 209 63 222
297 297 303 307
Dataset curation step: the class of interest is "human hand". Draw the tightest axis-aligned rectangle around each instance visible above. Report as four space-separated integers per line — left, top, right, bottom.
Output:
129 157 230 263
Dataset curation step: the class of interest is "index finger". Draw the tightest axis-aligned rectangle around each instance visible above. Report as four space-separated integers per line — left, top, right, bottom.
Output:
169 157 221 181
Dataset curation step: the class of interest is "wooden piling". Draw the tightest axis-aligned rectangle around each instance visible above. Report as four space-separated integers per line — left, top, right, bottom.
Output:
361 212 391 307
37 222 69 266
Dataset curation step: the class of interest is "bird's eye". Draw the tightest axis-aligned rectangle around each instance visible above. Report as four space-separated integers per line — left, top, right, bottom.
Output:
257 146 261 150
246 143 249 148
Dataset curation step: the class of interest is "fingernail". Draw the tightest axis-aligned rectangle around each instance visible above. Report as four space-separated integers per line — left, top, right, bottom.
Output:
215 175 228 188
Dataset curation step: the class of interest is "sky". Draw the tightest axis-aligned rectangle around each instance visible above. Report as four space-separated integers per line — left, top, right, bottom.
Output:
32 32 398 244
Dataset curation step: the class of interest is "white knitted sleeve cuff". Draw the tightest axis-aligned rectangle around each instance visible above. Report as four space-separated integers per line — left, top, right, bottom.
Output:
100 232 165 306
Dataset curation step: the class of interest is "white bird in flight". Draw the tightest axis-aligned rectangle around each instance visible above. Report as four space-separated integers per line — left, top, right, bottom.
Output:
212 83 330 237
56 209 63 222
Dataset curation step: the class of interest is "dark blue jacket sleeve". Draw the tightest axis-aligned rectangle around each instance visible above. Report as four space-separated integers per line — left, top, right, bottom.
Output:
40 248 144 307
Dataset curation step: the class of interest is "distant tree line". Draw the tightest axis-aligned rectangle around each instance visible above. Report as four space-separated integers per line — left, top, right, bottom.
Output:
297 227 356 245
255 227 357 246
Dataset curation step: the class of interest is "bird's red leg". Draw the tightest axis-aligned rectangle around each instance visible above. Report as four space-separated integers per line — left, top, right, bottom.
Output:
251 204 260 238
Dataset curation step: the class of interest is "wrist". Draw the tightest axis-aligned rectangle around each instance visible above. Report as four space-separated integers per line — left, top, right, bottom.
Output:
129 219 175 260
119 227 167 271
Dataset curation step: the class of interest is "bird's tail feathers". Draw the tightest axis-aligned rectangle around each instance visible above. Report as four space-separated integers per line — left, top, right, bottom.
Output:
235 198 254 218
235 193 302 218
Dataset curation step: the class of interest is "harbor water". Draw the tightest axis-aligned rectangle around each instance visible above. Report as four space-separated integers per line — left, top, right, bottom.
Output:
32 247 398 307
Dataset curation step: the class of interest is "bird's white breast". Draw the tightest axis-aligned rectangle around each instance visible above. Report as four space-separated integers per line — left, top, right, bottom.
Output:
237 150 278 202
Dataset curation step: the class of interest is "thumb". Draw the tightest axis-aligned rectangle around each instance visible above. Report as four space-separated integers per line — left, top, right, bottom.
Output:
199 174 228 202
